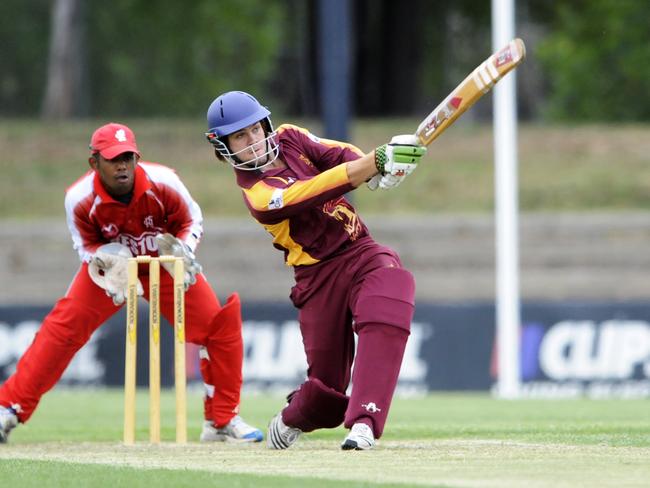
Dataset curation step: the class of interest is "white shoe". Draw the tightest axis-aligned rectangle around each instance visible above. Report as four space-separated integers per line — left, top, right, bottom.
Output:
200 415 263 443
267 413 301 449
341 423 375 450
0 406 18 444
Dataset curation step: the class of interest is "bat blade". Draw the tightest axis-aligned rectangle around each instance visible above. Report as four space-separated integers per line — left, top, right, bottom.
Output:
415 38 526 146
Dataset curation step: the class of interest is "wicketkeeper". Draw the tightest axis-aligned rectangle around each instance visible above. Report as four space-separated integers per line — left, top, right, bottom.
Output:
204 91 427 450
0 123 262 444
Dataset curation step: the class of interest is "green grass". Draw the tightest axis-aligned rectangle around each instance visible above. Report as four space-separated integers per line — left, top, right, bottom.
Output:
1 389 649 487
2 119 650 219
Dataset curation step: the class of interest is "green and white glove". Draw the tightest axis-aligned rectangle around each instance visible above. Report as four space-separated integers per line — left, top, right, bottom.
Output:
155 233 203 290
88 242 143 305
371 134 426 190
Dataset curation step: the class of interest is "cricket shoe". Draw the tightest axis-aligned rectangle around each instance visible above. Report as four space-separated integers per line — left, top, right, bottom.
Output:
200 415 263 443
341 423 375 450
267 413 301 449
0 406 18 444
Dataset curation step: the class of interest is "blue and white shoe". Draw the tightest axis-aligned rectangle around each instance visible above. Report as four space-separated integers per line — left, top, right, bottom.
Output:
267 413 301 449
0 406 18 444
341 423 375 450
200 415 263 443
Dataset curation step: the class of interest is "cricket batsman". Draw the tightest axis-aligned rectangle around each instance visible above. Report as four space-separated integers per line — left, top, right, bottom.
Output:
0 123 262 444
204 91 426 450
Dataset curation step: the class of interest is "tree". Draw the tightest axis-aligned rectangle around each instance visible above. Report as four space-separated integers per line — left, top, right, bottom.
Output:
0 0 50 116
42 0 85 118
83 0 285 117
536 0 650 121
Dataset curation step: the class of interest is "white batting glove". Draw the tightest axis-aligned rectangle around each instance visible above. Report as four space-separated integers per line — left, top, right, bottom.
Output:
368 172 407 190
155 233 203 290
373 134 426 190
88 243 143 305
378 173 408 190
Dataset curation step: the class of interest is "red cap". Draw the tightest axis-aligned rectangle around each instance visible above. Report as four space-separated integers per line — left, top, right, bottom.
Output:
89 123 140 159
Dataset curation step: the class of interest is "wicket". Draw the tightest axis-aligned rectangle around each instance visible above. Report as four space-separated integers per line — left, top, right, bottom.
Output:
124 255 187 445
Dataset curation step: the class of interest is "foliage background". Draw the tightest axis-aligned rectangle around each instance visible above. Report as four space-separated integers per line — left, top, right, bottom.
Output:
2 0 650 121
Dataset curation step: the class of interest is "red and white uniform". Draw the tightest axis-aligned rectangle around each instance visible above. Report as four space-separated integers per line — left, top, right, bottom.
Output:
65 162 203 261
0 162 243 426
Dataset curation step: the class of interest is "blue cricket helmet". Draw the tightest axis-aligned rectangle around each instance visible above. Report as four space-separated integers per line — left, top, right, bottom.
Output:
205 91 278 170
207 91 271 137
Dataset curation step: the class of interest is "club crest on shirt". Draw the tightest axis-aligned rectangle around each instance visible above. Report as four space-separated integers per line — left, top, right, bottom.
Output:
143 215 155 228
322 199 361 240
268 188 285 210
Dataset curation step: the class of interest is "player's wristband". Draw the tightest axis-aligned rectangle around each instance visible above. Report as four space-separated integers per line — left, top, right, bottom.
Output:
375 145 387 174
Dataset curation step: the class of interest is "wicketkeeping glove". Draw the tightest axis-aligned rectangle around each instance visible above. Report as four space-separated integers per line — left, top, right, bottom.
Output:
88 243 143 306
371 134 426 190
155 233 203 290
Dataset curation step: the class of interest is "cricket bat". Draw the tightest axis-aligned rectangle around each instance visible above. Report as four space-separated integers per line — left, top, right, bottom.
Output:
415 38 526 146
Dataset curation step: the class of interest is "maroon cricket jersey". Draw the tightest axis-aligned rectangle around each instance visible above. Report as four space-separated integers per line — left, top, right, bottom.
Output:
235 124 370 266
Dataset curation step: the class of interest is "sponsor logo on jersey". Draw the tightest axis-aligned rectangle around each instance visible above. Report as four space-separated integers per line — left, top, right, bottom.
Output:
298 154 314 167
268 189 284 210
117 231 163 255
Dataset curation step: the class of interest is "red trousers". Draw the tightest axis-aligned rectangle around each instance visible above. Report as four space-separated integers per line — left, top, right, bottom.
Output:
0 263 243 426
